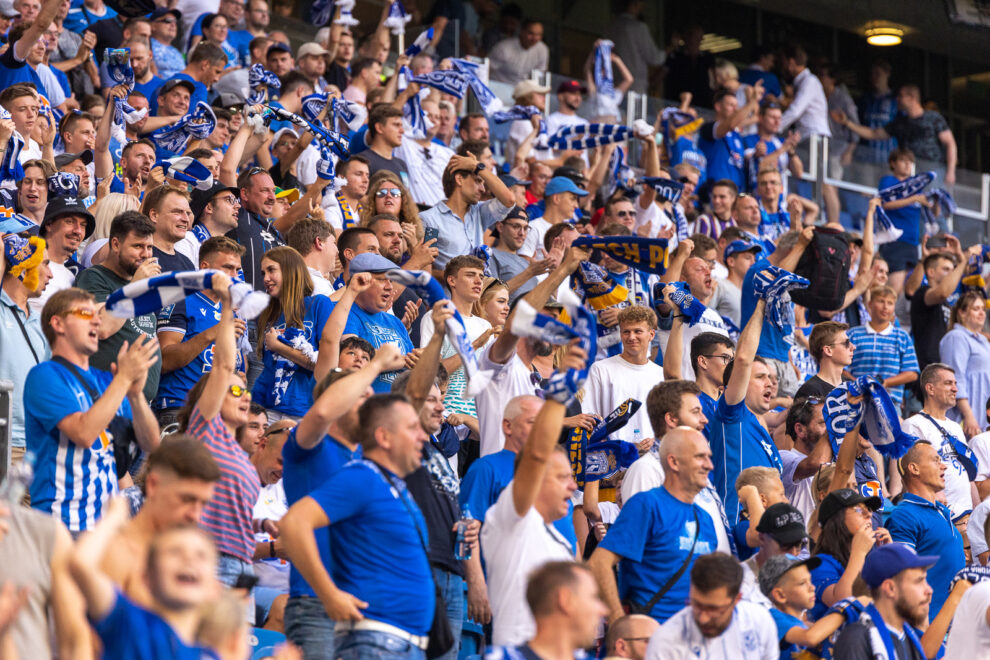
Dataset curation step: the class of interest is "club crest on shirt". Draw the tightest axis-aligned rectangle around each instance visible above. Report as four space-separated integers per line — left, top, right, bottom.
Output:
742 630 758 651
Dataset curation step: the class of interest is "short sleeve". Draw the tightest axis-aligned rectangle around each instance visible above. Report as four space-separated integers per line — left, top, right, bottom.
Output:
810 557 842 606
598 491 653 562
930 112 950 134
459 460 494 517
157 300 187 334
899 331 920 373
24 363 89 433
700 123 716 142
715 396 745 424
309 464 370 524
91 590 137 647
75 267 115 303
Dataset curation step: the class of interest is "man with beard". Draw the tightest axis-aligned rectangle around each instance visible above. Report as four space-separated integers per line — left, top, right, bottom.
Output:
778 398 831 524
30 173 94 314
475 244 590 456
127 39 162 100
546 80 588 165
643 553 776 658
395 98 455 208
832 543 935 659
885 440 966 620
75 212 163 402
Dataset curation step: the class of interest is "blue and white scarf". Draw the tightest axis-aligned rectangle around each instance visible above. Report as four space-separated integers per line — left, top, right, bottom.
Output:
268 105 350 159
493 105 549 150
106 270 270 320
104 48 146 144
332 0 359 26
923 187 956 234
471 245 493 276
569 398 641 487
248 63 281 105
0 205 34 234
573 235 670 276
0 108 23 185
666 282 707 327
603 145 634 200
593 40 614 99
661 107 704 146
548 123 630 150
383 0 411 35
384 270 494 397
332 97 362 132
398 66 429 140
271 326 317 406
451 58 503 115
160 156 213 191
148 102 217 154
752 265 808 337
412 70 471 99
873 171 936 244
405 27 434 56
830 599 925 660
823 376 917 458
641 176 683 204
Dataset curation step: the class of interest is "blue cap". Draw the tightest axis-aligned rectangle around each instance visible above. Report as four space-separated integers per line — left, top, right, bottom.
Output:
544 176 589 199
861 543 938 588
349 252 398 274
724 239 763 261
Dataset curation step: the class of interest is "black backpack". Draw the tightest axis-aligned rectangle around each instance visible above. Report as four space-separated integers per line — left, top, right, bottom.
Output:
790 227 852 312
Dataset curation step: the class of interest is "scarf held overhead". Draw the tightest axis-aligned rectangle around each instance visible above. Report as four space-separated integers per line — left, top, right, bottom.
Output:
106 270 270 320
573 235 670 276
823 376 917 459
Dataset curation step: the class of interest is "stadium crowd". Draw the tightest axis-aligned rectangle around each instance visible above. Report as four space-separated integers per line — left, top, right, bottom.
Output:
1 0 990 658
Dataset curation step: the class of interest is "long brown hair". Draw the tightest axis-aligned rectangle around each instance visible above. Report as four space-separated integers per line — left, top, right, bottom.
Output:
256 247 314 357
360 171 424 241
813 510 854 566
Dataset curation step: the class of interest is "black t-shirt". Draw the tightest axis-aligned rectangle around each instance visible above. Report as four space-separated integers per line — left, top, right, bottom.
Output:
832 621 924 660
326 62 349 91
89 16 125 64
909 284 950 370
794 375 838 401
884 112 950 164
226 208 284 290
404 440 462 576
268 163 300 191
363 148 410 186
152 246 194 273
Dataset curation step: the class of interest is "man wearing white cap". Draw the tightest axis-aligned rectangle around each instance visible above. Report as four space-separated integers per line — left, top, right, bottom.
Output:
297 42 331 94
505 79 552 165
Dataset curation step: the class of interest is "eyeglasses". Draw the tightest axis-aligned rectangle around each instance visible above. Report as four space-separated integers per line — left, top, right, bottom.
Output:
703 353 733 364
228 384 251 398
376 187 402 198
64 308 96 320
530 371 546 400
155 17 177 24
828 339 853 349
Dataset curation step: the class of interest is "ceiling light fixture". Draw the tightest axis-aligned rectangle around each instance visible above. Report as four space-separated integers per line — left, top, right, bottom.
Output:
865 25 903 46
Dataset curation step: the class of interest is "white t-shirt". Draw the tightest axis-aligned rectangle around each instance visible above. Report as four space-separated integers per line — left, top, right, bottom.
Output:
779 448 817 525
620 451 732 555
545 111 589 166
475 344 537 456
518 217 552 259
901 414 974 518
645 600 777 660
481 480 574 647
739 555 772 608
945 581 990 657
657 307 730 379
308 267 336 298
175 233 200 266
581 354 662 443
29 261 74 316
970 431 990 480
968 498 990 561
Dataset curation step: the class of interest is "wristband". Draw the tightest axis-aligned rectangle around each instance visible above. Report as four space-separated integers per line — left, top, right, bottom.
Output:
269 539 276 558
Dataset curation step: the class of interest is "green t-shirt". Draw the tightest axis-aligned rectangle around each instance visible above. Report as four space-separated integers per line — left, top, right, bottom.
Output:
75 265 162 402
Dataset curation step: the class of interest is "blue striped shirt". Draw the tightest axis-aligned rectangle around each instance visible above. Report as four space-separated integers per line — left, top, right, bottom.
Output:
847 323 919 405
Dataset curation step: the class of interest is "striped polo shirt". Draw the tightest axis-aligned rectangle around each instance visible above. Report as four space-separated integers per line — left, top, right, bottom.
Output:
847 322 920 405
188 406 260 562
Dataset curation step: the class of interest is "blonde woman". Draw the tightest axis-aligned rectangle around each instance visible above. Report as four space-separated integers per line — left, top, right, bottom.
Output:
80 193 141 268
360 170 424 253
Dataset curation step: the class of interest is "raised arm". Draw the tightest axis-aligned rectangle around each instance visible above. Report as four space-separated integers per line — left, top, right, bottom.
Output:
314 274 369 382
715 80 763 139
724 298 766 406
925 240 980 306
770 226 813 270
192 274 235 421
13 0 62 61
94 86 128 183
67 497 130 621
405 301 453 411
831 109 888 142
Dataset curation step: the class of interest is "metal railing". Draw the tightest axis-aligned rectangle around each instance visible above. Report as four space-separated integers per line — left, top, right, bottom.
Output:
0 380 12 487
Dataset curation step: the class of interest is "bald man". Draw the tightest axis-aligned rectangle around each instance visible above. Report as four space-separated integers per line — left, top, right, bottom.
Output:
605 613 660 660
589 427 721 624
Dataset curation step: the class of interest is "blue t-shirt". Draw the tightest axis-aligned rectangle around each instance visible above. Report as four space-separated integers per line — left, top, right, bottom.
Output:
699 391 716 436
808 552 844 621
598 486 718 623
879 174 922 245
0 46 46 98
740 258 790 361
732 519 756 560
94 590 217 659
670 136 707 186
708 395 783 525
155 293 244 410
282 429 360 598
227 29 253 61
64 1 116 34
885 493 966 620
311 460 435 634
252 295 334 416
25 360 131 531
770 607 807 660
459 448 577 548
134 75 165 101
150 73 207 115
343 304 413 392
698 123 745 188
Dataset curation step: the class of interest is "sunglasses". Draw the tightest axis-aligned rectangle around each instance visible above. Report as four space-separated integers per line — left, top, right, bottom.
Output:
614 210 634 218
376 187 402 198
65 308 96 320
228 384 251 398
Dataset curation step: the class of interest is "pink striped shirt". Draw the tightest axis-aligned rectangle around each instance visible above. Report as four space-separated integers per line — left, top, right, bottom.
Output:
189 406 260 562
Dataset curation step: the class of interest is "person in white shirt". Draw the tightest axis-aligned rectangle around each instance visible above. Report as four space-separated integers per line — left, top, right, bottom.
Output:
285 217 338 298
481 352 585 647
778 45 831 139
582 305 663 444
969 399 990 500
619 380 732 555
545 80 590 166
645 553 777 660
505 80 552 165
475 245 590 456
778 398 832 524
487 19 549 86
946 579 990 656
393 98 454 208
896 363 976 522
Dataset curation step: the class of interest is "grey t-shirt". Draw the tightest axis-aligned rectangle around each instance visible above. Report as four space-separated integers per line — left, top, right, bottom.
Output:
490 248 537 298
710 278 742 328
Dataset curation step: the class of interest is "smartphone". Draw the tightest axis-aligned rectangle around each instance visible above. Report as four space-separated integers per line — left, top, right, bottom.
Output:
423 226 440 244
926 235 948 249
